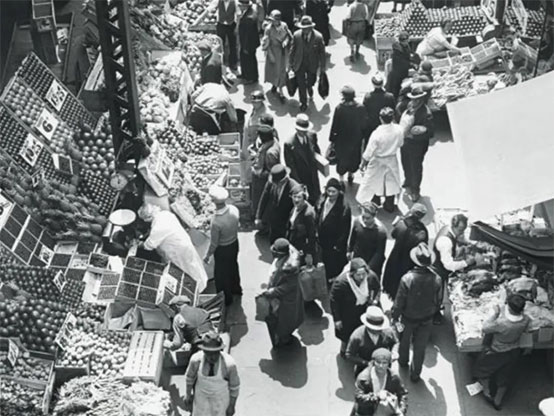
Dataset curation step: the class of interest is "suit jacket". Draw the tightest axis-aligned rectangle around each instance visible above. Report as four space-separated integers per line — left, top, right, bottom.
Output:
238 6 260 52
200 51 223 85
362 88 396 135
289 29 326 73
286 202 317 258
256 176 299 226
283 131 321 204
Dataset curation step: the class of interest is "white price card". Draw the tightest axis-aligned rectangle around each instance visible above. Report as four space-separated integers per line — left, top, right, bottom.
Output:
38 245 54 265
34 108 59 141
55 312 77 350
164 274 179 293
19 133 44 167
465 382 483 396
8 338 21 367
45 79 68 112
53 270 67 292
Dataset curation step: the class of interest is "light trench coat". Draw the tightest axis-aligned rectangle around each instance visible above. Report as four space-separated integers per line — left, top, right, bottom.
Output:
144 210 208 292
356 123 404 203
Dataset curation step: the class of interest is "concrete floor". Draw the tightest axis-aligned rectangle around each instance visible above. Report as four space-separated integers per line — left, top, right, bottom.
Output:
167 2 553 415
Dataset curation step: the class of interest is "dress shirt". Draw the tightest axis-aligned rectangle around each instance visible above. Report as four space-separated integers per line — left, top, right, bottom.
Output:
207 205 240 256
435 233 468 272
192 83 238 122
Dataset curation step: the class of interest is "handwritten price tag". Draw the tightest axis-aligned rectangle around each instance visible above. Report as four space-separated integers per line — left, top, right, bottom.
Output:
8 338 21 367
19 133 44 167
52 270 67 292
45 79 68 112
34 108 59 141
55 312 77 350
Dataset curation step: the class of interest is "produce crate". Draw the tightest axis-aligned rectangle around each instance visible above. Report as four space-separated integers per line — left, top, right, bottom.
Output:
123 331 164 385
0 338 55 385
375 35 396 50
470 38 502 70
225 163 250 205
0 375 54 415
54 357 90 387
376 48 393 70
188 8 217 33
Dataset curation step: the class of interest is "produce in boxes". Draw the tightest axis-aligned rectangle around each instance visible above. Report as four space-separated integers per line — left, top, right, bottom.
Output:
171 0 217 26
54 376 171 416
0 298 68 353
137 52 188 104
73 120 116 179
0 378 45 416
0 351 52 382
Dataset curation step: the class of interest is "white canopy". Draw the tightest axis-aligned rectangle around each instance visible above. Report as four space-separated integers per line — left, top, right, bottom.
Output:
447 70 554 220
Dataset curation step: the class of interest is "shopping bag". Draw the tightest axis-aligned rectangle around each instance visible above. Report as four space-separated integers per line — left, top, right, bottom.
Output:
325 142 337 165
286 71 298 96
318 72 329 99
255 295 271 321
341 18 350 36
298 263 327 301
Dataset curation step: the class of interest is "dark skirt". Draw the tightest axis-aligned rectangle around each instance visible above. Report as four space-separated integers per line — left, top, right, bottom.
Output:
473 348 521 387
240 50 259 82
321 247 348 282
347 20 366 46
214 240 242 304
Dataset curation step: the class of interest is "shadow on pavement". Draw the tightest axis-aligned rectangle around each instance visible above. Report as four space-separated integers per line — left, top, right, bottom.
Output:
297 302 329 346
227 297 249 347
258 337 308 388
335 353 356 401
254 231 273 264
344 54 372 75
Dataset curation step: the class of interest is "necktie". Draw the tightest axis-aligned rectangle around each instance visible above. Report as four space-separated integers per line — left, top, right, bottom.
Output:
208 362 215 376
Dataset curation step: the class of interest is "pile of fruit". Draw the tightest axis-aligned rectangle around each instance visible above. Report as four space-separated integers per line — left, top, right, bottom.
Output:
431 66 475 108
3 77 79 158
130 7 188 49
73 303 106 326
77 169 118 217
0 378 45 416
139 88 171 124
17 53 97 130
506 7 545 38
171 0 217 26
375 16 401 38
181 32 221 75
0 351 52 382
0 298 68 353
57 328 131 377
73 121 116 180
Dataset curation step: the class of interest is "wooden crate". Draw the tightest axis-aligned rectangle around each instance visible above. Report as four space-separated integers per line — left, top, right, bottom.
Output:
123 331 164 385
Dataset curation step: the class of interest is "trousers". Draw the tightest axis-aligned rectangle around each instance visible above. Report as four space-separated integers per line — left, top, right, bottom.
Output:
294 68 317 106
216 22 238 69
214 240 242 305
401 139 429 194
398 318 433 376
239 49 259 82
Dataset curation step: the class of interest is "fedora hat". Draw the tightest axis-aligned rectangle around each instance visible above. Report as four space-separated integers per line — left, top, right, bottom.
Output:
407 87 426 100
295 113 311 131
296 15 315 29
251 90 265 102
410 242 436 267
361 306 389 331
199 331 225 351
271 238 290 255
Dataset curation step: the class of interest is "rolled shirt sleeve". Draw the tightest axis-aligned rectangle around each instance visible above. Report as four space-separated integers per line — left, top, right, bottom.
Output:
435 235 468 272
225 355 241 398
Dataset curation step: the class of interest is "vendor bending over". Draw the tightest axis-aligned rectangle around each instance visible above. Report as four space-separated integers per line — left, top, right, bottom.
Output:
189 82 238 135
416 18 462 59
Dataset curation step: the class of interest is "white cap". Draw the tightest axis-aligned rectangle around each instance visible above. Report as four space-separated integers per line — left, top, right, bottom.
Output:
209 186 229 203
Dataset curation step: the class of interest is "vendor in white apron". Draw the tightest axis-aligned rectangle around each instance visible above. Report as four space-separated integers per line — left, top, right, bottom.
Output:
356 107 404 213
184 331 240 416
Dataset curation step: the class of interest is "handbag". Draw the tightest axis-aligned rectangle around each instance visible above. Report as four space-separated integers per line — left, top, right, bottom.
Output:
325 141 337 165
286 70 298 96
298 263 328 301
318 72 329 99
255 295 271 321
341 18 350 36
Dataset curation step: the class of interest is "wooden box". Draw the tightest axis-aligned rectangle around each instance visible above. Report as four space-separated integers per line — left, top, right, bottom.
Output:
123 331 164 385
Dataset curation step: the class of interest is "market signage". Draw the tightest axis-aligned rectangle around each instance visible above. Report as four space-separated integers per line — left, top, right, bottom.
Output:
7 338 21 367
45 79 68 112
34 108 59 141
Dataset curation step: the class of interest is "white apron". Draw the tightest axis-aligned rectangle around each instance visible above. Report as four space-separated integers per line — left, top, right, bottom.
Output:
192 355 230 416
356 154 402 203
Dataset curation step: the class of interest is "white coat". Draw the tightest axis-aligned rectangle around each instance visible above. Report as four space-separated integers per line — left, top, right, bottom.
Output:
356 123 404 203
144 210 208 292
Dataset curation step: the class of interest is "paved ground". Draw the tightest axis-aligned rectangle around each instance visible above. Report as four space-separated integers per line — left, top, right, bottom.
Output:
167 2 553 415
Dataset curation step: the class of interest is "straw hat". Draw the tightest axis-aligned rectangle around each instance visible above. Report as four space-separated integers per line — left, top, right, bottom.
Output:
410 243 436 267
296 15 315 29
209 186 229 203
199 331 225 351
360 306 390 331
295 113 311 132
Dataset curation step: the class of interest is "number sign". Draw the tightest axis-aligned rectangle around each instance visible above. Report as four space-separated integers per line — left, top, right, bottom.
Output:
45 80 68 112
34 108 59 141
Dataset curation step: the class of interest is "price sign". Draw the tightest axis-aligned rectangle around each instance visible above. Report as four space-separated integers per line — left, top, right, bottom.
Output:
54 312 77 350
38 245 54 265
34 108 59 141
8 338 21 367
45 80 68 112
19 133 44 167
52 270 67 292
164 274 179 293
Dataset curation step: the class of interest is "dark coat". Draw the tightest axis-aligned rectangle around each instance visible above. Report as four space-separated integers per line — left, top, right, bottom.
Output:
330 271 380 342
329 101 368 175
265 252 304 342
386 40 412 98
382 216 428 298
267 0 302 32
315 194 351 279
251 139 281 215
395 102 434 141
362 89 396 138
284 131 321 204
348 218 387 277
353 365 408 416
286 202 318 259
305 0 330 45
200 51 223 85
238 6 260 52
289 29 326 73
256 176 299 241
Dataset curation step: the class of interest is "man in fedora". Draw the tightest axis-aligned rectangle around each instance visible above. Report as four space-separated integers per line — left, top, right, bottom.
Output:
256 164 299 243
345 305 397 376
204 186 242 306
289 15 327 112
391 242 442 382
238 0 261 84
397 86 434 202
362 73 396 149
185 331 240 416
284 113 321 204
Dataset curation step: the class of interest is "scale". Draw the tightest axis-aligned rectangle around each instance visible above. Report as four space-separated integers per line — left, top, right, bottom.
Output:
102 209 137 257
